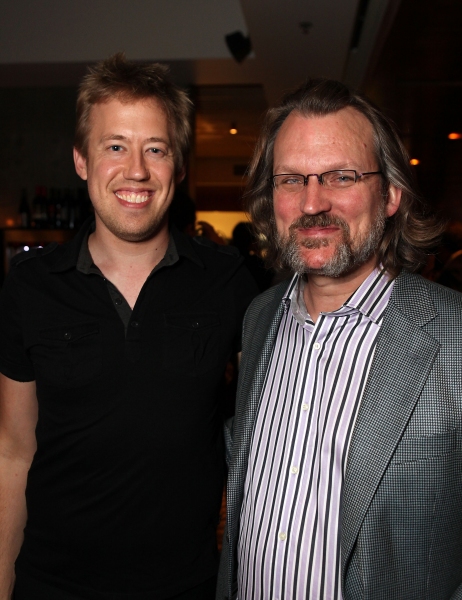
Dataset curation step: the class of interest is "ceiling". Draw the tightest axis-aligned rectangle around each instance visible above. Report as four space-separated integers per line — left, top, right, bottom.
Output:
0 0 391 99
194 85 267 159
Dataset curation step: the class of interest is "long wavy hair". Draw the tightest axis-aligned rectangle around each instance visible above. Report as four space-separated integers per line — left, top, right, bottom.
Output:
75 53 192 176
245 78 443 276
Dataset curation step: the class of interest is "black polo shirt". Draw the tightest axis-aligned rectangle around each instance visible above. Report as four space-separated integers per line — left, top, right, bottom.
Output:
0 219 258 599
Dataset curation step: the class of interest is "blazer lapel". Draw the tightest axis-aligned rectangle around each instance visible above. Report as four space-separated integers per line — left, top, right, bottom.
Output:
341 274 441 579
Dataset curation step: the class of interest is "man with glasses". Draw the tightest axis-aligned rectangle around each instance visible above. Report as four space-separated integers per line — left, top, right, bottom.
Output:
217 79 462 600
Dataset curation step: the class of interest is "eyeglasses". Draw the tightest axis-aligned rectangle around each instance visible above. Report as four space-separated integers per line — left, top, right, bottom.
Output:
270 170 383 193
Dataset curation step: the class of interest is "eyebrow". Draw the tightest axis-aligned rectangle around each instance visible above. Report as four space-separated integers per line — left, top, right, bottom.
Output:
274 163 358 174
100 134 170 146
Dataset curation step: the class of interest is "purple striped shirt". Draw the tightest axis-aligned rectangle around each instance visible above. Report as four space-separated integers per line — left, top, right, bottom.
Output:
238 267 394 600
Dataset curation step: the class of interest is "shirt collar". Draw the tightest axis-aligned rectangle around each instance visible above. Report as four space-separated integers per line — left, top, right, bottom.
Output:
49 218 204 274
343 266 394 322
283 267 395 326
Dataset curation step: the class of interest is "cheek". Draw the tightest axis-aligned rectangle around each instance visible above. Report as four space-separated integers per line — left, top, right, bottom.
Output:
341 193 380 228
87 160 116 185
273 197 298 229
157 163 176 184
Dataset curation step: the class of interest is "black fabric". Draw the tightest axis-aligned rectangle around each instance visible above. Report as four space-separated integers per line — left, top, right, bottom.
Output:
13 574 217 600
0 219 258 599
75 221 181 334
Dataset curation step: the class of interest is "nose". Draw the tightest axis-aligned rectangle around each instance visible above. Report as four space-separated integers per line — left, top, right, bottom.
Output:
299 178 332 215
124 150 150 181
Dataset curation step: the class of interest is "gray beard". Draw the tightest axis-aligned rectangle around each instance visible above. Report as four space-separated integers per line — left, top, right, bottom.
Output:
276 209 386 278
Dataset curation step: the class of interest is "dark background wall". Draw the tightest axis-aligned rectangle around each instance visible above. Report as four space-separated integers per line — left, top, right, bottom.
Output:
0 88 84 226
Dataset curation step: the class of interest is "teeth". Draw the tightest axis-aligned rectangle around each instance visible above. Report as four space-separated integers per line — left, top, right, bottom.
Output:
115 192 150 204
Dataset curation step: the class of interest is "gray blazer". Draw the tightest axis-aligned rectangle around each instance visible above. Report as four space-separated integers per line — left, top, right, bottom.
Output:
217 271 462 600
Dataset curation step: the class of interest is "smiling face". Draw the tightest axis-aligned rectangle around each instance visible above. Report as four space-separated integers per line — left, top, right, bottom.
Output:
272 107 401 278
74 97 179 243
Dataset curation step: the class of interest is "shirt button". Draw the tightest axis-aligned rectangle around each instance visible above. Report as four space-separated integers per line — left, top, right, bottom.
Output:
313 342 321 350
302 403 309 411
131 321 139 328
114 297 122 306
63 331 72 340
290 466 299 474
278 532 287 541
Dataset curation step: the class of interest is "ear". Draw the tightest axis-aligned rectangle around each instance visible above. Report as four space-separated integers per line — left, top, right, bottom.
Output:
175 165 186 185
385 184 401 218
73 147 88 181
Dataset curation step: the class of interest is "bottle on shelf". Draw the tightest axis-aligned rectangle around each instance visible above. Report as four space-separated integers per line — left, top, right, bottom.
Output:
54 189 64 229
47 188 57 229
65 189 76 229
18 188 31 228
31 186 48 229
60 189 69 229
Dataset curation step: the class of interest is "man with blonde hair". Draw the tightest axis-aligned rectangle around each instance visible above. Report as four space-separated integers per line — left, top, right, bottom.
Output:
0 54 256 600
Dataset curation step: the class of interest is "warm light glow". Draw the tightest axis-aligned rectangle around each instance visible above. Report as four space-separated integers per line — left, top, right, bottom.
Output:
229 127 238 135
5 219 15 227
448 132 462 140
196 211 249 240
410 158 420 166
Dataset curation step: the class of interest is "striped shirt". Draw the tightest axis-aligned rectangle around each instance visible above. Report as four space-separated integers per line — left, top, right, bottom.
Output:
238 267 394 600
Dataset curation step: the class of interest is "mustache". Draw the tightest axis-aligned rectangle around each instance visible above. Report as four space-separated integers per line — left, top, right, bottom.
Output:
288 213 350 234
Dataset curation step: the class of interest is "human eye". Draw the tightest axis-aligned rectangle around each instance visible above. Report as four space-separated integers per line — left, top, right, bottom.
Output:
277 175 303 188
147 144 168 157
109 144 123 152
325 170 356 187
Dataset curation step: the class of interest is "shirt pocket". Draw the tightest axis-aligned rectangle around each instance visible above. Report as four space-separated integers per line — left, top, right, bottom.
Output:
162 312 222 376
31 322 102 387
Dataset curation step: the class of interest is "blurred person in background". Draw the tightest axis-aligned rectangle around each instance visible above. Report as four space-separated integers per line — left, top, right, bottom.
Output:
436 221 462 291
231 222 274 292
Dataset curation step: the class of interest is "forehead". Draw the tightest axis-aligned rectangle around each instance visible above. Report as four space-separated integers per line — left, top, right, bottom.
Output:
273 107 376 169
87 97 169 137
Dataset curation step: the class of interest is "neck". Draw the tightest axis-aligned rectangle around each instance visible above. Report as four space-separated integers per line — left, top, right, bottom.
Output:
89 219 170 276
303 257 377 323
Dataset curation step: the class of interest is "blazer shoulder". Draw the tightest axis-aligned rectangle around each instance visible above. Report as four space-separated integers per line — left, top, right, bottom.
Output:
246 280 288 318
243 279 289 341
391 270 462 327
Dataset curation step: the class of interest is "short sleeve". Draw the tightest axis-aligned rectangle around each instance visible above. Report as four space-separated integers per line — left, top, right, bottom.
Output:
0 270 35 381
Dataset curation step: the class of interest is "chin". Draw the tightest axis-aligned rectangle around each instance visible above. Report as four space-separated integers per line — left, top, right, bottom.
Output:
98 211 167 243
300 250 335 270
115 225 162 243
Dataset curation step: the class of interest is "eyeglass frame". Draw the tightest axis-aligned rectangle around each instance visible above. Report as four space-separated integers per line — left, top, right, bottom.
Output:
269 170 383 191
